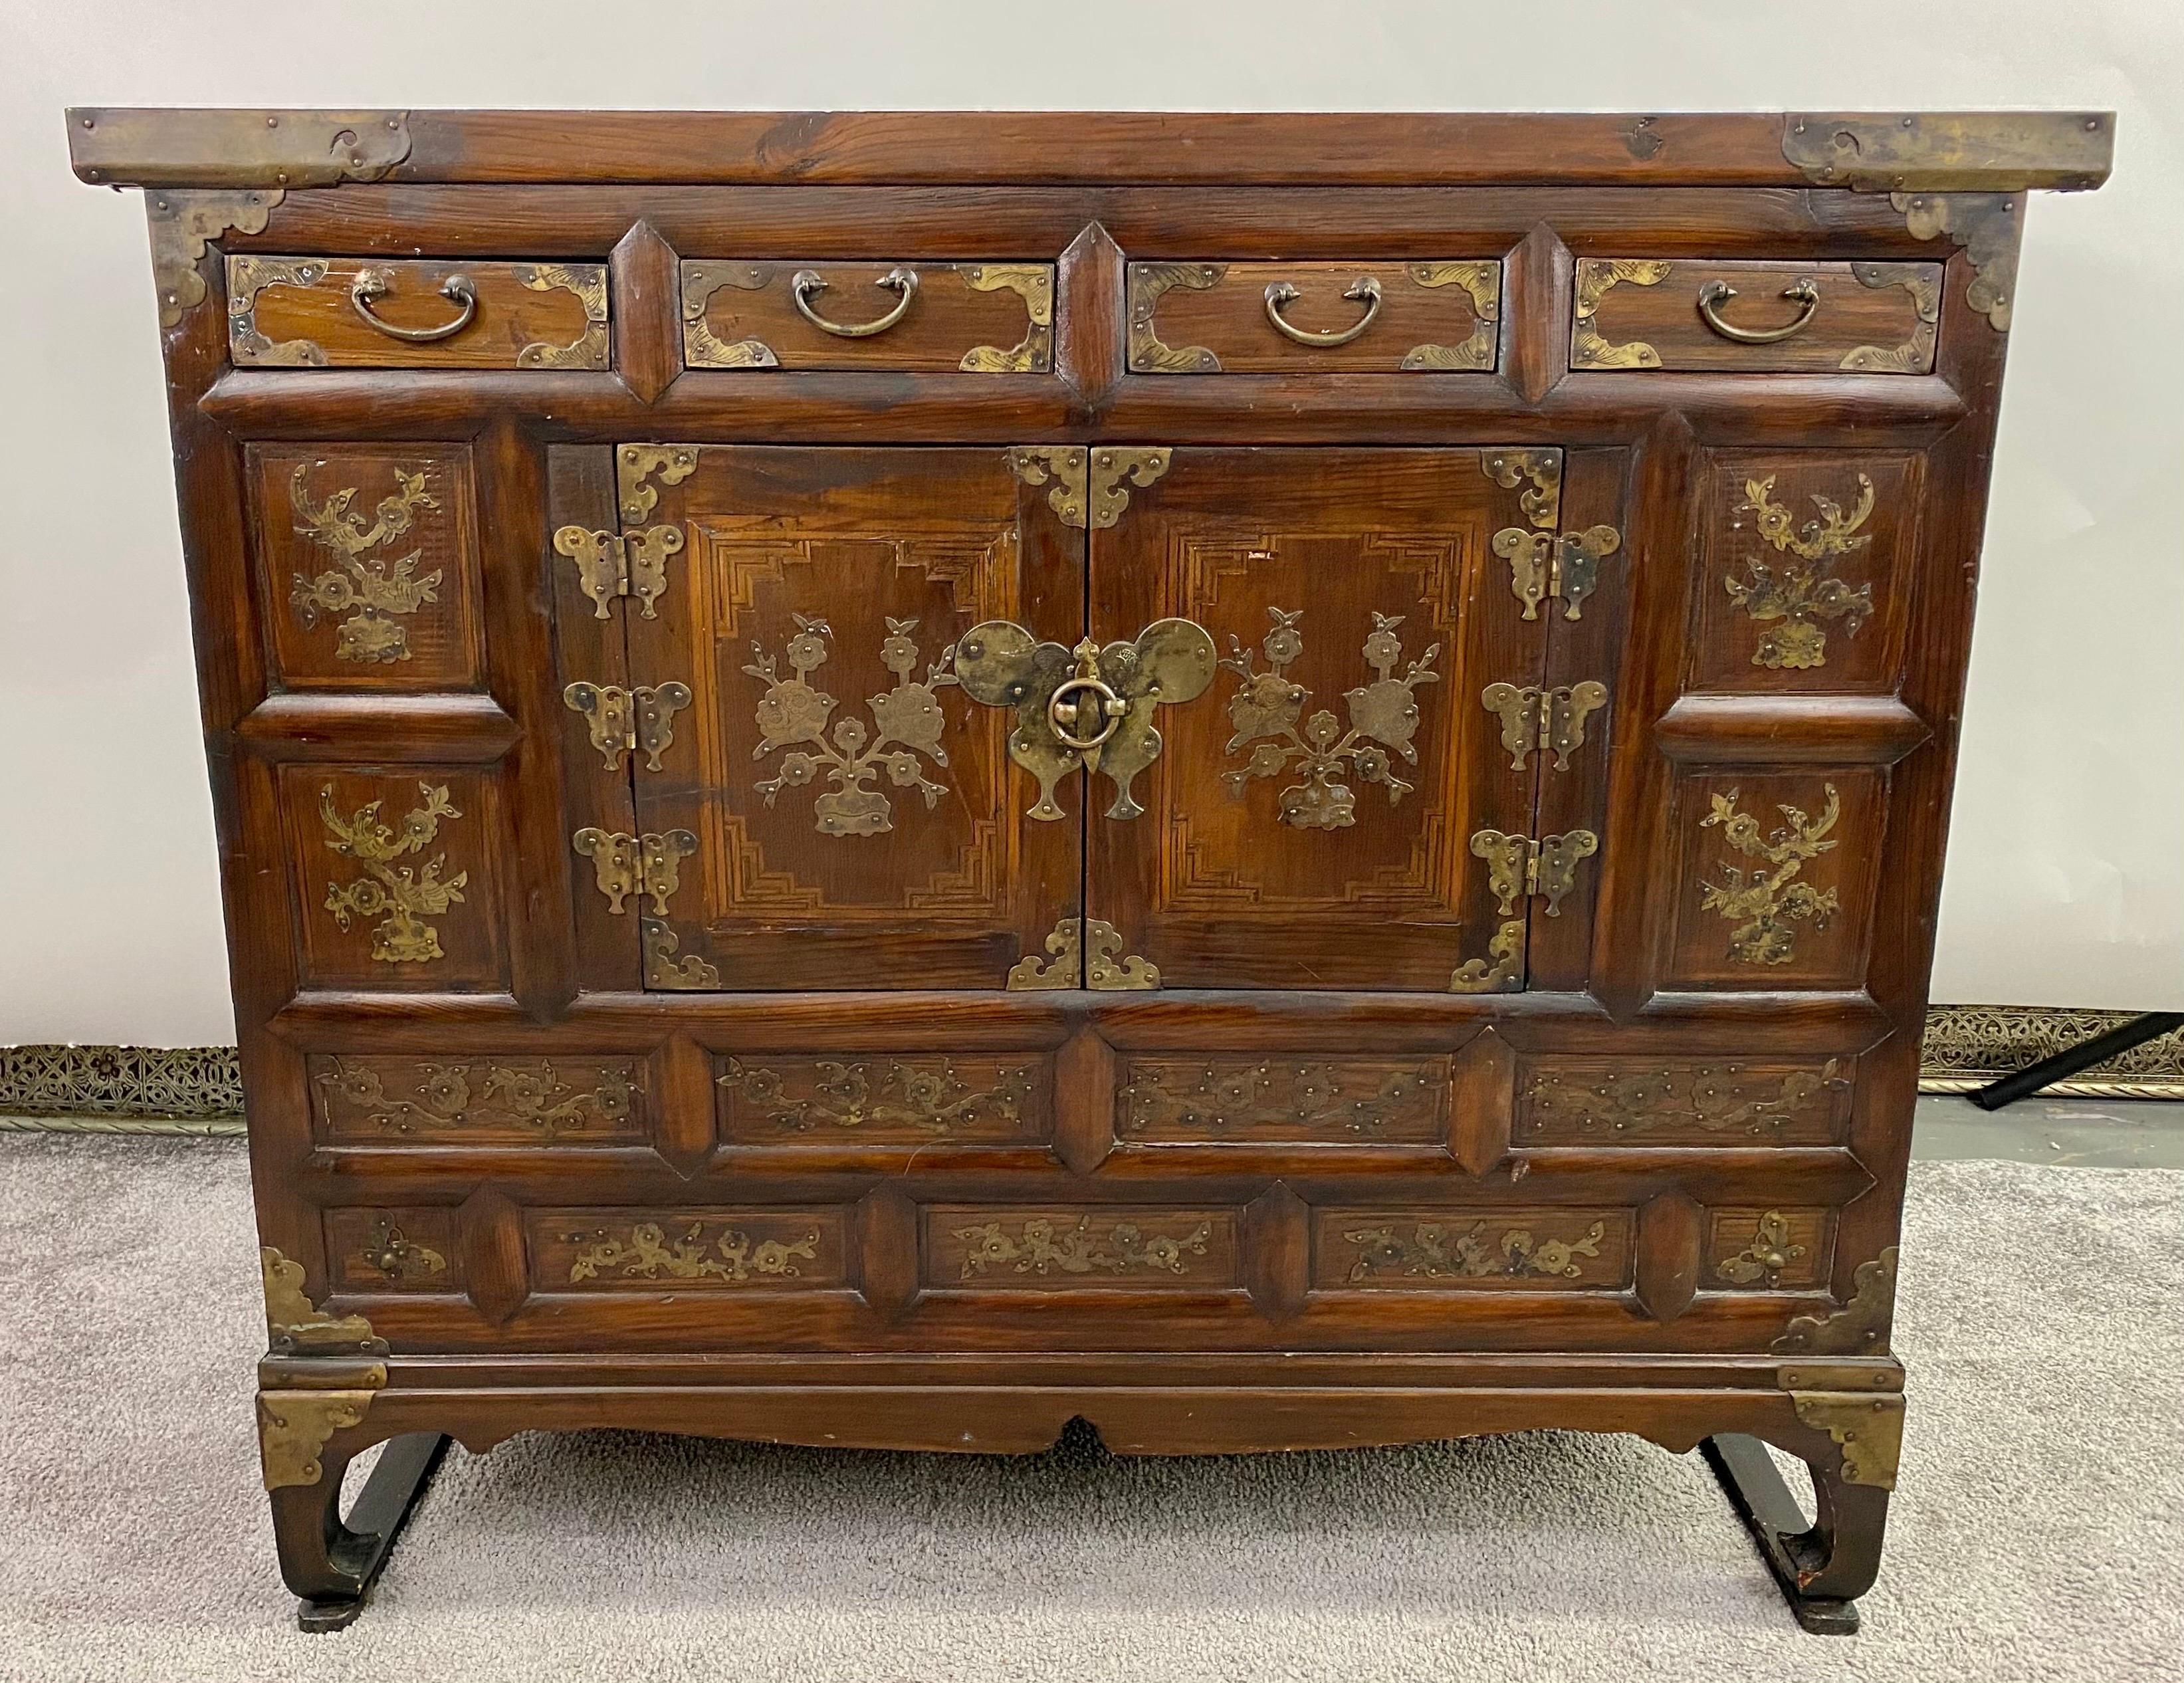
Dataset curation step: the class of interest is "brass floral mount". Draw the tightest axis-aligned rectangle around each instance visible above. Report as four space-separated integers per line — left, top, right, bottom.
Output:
745 615 958 836
951 1216 1213 1280
1715 1210 1808 1286
1727 474 1876 669
314 1058 637 1138
1218 607 1441 830
1342 1219 1607 1283
319 782 467 964
287 461 441 662
1791 1391 1904 1490
721 1057 1034 1134
562 1219 820 1284
1699 784 1842 964
958 618 1217 822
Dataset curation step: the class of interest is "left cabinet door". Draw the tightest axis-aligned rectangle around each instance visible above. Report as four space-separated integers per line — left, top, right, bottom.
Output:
578 446 1083 990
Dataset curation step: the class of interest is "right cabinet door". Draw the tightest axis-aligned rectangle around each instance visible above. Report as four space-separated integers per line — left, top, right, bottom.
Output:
1089 447 1567 990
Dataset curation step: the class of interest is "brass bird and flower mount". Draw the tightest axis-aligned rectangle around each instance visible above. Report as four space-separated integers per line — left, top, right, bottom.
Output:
957 619 1218 822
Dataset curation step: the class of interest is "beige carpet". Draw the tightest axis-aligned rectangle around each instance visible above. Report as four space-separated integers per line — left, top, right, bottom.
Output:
1 1136 2177 1683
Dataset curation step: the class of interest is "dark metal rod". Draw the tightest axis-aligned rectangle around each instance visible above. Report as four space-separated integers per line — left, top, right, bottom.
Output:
1966 1012 2184 1111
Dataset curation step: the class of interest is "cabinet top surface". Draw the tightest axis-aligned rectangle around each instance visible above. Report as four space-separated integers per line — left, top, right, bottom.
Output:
66 107 2112 193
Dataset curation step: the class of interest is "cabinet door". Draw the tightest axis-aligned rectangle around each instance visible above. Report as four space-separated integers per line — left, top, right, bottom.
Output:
613 447 1080 989
1089 448 1555 990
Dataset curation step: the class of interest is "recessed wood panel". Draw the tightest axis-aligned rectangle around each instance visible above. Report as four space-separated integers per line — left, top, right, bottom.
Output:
227 256 607 369
324 1207 463 1293
923 1206 1240 1289
1687 451 1924 694
1703 1206 1836 1291
531 1208 851 1291
1573 258 1941 374
1115 1056 1450 1143
1128 260 1498 373
715 1053 1050 1144
278 766 506 991
308 1055 647 1144
681 260 1051 372
1313 1207 1634 1290
1666 770 1886 990
1515 1057 1852 1145
248 444 483 691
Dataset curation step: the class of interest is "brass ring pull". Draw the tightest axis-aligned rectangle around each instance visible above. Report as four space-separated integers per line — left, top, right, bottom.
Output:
1696 278 1820 345
791 267 919 338
1046 675 1126 752
350 269 478 343
1264 276 1383 347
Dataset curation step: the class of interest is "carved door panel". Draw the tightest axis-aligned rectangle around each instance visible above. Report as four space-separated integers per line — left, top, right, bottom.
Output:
609 447 1081 989
1087 448 1561 990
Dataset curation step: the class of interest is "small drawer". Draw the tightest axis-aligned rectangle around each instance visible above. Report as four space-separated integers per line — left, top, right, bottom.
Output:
1571 259 1941 374
680 260 1053 372
1128 260 1499 372
227 256 609 369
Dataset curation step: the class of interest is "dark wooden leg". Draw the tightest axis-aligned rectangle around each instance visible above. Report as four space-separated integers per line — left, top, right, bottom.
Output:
270 1432 451 1632
1703 1432 1890 1634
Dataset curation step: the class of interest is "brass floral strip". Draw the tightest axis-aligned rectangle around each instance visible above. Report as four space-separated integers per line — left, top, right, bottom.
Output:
1480 449 1562 528
1480 681 1606 771
680 263 780 368
1448 919 1525 993
616 444 701 523
1127 262 1226 372
315 1058 638 1138
572 828 696 916
1342 1219 1606 1282
1842 262 1941 372
1570 258 1672 368
259 1390 375 1491
1699 785 1841 964
723 1058 1035 1134
320 782 467 964
951 1215 1212 1280
287 460 441 661
641 918 720 988
1086 919 1158 990
515 263 611 369
1218 607 1441 830
227 256 328 364
562 1218 820 1284
1773 1246 1898 1356
352 1217 449 1284
1524 1060 1846 1137
1714 1210 1808 1286
1727 474 1876 669
1403 261 1501 370
747 615 958 836
563 680 692 772
1006 917 1081 990
1118 1060 1440 1137
959 264 1055 372
1006 445 1090 528
1791 1391 1904 1490
148 187 280 330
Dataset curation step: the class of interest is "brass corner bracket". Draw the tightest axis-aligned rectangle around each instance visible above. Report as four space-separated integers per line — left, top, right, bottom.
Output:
261 1246 386 1359
145 190 280 331
617 444 701 523
1004 916 1158 990
259 1388 380 1490
1772 1245 1898 1357
1790 1389 1904 1490
1007 445 1172 530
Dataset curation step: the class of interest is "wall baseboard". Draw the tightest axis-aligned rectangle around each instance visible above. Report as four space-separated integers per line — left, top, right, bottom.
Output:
1 1006 2179 1135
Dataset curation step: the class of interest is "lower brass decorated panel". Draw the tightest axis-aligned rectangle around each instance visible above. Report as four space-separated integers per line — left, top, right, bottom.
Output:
308 1055 647 1144
1115 1056 1450 1144
1513 1056 1851 1145
1313 1208 1634 1290
530 1208 850 1290
923 1206 1240 1289
715 1054 1049 1145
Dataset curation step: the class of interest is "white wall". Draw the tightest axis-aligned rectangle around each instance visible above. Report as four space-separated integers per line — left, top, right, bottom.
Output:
2 0 2177 1045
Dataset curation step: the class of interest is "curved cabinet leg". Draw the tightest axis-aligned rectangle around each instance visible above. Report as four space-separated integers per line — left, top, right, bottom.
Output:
267 1429 451 1632
1702 1428 1892 1635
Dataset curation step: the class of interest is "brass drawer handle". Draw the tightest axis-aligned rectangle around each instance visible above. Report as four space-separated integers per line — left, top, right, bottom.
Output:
1697 277 1820 345
792 267 919 338
350 269 478 343
1264 275 1382 347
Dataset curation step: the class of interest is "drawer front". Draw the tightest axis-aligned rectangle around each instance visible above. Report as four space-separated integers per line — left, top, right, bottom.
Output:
1314 1207 1635 1290
681 261 1053 371
1515 1056 1852 1145
227 257 609 369
1571 259 1941 373
1129 260 1499 373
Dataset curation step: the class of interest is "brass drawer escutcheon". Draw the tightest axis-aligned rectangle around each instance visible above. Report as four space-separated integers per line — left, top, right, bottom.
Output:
959 618 1217 822
564 680 691 772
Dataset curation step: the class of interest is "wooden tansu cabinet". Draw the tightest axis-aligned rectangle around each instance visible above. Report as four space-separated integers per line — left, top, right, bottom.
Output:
71 106 2111 1632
